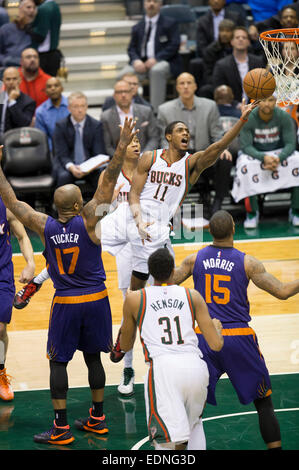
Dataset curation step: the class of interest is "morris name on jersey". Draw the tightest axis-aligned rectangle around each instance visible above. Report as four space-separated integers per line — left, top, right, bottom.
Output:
202 257 235 272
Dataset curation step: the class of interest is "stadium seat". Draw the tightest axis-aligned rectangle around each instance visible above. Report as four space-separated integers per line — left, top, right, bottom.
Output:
2 128 55 200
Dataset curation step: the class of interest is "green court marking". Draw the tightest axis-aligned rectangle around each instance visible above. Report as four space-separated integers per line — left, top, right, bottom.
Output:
0 374 298 450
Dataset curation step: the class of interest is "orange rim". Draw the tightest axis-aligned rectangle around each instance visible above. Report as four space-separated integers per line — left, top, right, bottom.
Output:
260 28 299 44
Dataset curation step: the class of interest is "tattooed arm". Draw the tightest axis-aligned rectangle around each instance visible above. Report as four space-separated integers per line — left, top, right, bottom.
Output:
245 255 299 300
82 117 138 242
0 148 47 242
172 253 197 285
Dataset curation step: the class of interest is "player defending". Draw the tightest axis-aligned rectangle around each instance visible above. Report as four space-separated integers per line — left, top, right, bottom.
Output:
119 247 223 450
128 99 259 291
173 210 299 450
0 117 138 444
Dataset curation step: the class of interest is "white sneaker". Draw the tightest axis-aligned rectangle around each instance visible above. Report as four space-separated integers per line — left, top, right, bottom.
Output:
244 212 259 229
289 209 299 227
117 368 135 396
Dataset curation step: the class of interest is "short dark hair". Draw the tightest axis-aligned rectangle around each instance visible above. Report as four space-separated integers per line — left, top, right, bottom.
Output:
164 121 186 137
209 210 234 240
148 248 174 282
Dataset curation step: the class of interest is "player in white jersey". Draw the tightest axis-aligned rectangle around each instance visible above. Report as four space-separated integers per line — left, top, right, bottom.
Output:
119 247 223 450
128 99 259 290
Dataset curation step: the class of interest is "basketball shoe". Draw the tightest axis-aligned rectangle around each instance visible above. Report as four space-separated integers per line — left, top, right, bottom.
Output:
0 369 14 401
13 279 42 309
118 367 135 396
75 409 108 435
33 421 75 445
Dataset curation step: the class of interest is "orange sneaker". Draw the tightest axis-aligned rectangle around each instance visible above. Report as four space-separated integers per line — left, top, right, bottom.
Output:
0 369 14 401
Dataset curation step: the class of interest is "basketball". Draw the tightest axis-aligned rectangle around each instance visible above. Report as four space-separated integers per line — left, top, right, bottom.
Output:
243 68 276 100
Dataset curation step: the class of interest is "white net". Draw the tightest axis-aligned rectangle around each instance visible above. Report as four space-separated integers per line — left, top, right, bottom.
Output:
260 29 299 105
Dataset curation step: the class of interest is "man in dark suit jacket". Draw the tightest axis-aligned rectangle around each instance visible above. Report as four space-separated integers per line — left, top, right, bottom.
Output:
52 91 106 190
196 0 246 57
118 0 181 113
101 79 159 157
0 66 36 143
212 26 265 104
102 72 152 112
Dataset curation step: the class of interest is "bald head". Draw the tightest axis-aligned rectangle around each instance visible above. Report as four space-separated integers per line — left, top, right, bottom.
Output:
54 185 83 214
209 210 235 240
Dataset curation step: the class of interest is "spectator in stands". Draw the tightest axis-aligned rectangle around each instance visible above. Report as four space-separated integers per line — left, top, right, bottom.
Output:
35 77 69 151
102 72 151 111
0 66 36 144
0 0 37 72
157 72 233 216
119 0 181 114
195 0 245 57
214 84 241 118
101 79 159 157
212 26 265 105
30 0 62 76
52 91 106 191
247 0 292 23
0 0 9 27
214 84 241 162
19 47 51 107
248 4 299 39
203 18 235 82
237 95 299 228
191 18 235 98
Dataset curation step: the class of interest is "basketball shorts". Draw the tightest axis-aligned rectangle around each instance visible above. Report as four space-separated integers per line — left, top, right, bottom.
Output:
100 204 133 257
47 287 112 362
196 323 272 405
0 286 15 324
144 353 209 444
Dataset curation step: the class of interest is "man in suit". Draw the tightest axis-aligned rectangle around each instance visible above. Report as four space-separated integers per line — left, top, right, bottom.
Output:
101 79 159 157
157 72 232 216
196 0 245 57
0 66 36 144
212 26 265 104
102 72 151 111
52 91 106 190
118 0 181 113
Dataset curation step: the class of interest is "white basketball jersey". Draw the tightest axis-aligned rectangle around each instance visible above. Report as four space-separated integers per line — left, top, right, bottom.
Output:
137 285 201 361
140 149 192 223
114 170 132 207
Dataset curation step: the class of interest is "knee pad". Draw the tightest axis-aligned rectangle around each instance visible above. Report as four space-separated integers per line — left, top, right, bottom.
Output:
49 361 68 399
132 270 149 281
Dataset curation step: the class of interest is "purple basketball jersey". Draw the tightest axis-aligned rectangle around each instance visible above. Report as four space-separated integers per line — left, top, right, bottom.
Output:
43 215 106 294
193 245 250 323
0 197 14 288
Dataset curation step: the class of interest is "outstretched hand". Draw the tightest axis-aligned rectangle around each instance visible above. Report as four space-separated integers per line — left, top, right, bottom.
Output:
119 117 139 147
240 98 260 121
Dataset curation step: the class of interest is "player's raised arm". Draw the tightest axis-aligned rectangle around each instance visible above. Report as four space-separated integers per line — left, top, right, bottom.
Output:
0 147 48 240
82 117 138 232
188 99 259 186
245 255 299 300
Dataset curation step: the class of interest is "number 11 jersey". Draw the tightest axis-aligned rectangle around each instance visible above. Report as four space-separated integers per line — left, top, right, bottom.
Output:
139 149 192 224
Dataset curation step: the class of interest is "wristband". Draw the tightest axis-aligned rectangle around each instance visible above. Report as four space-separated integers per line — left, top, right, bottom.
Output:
240 117 248 123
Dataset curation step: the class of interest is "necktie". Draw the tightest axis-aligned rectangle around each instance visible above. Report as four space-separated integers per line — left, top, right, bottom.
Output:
74 123 85 165
142 20 152 60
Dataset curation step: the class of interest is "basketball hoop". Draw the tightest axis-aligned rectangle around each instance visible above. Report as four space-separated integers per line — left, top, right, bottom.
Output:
260 28 299 105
